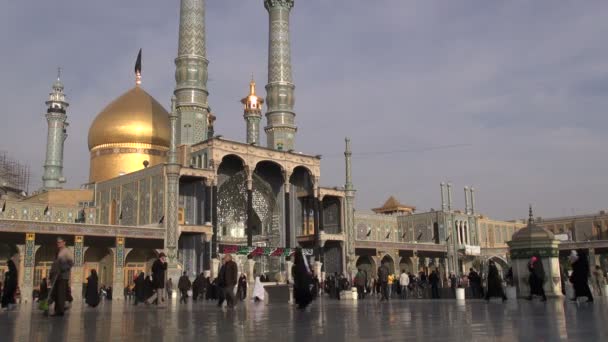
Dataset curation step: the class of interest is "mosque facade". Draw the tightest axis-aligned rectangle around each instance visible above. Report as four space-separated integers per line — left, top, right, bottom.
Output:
0 0 354 301
5 0 604 304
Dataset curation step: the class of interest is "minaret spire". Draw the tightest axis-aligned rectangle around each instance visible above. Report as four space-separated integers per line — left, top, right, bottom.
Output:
242 76 264 145
42 70 69 190
174 0 210 146
264 0 297 151
344 137 356 275
345 137 353 190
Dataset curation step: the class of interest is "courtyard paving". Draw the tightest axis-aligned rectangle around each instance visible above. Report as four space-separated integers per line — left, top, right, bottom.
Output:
1 297 607 341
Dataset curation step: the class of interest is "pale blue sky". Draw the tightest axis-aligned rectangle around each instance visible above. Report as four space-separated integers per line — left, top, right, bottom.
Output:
1 0 607 220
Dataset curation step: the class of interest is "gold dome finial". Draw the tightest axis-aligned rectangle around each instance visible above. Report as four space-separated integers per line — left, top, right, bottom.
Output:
135 49 142 86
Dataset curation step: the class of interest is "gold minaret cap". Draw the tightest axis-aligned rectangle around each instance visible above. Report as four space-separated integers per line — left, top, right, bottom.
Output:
241 74 264 111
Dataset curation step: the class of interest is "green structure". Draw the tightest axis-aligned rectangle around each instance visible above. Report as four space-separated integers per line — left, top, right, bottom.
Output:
264 0 297 151
174 0 211 145
508 207 563 298
42 72 69 190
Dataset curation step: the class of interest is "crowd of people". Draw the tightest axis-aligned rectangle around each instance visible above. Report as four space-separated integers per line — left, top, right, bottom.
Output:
2 242 607 316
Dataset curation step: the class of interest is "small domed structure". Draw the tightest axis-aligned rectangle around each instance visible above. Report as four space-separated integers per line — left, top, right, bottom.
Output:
511 207 554 241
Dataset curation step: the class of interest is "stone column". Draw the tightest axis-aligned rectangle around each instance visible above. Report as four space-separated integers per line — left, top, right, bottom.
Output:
204 180 212 224
112 237 126 300
21 233 36 303
70 235 84 303
313 193 320 258
286 260 293 284
314 261 323 279
246 259 256 283
212 181 218 258
285 188 291 248
589 248 598 269
210 258 220 280
247 173 254 247
410 255 419 273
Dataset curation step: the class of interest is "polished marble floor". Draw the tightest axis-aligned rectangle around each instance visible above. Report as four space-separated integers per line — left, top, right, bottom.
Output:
1 297 607 341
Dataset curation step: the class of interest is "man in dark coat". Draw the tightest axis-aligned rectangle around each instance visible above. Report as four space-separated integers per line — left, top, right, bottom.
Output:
48 236 74 316
468 268 482 298
178 272 191 304
133 272 146 305
354 269 367 299
1 253 18 310
192 273 204 301
527 256 547 301
377 263 389 301
85 269 100 307
485 261 507 302
429 269 440 299
218 254 238 308
147 252 168 306
569 249 593 302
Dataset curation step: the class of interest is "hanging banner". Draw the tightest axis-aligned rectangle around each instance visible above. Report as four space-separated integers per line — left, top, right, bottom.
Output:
220 245 313 257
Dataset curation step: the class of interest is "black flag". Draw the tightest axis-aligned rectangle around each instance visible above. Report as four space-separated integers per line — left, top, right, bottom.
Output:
119 210 123 220
1 201 5 213
44 206 49 215
159 215 165 224
135 48 142 75
416 232 423 241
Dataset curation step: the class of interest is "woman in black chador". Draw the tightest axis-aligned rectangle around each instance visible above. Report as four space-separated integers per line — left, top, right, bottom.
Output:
569 249 593 302
291 249 313 309
1 253 18 310
527 255 547 301
237 274 247 301
133 272 146 305
485 260 507 302
85 269 100 307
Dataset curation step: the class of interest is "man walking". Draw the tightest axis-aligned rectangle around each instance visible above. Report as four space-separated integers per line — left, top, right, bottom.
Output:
429 269 440 299
399 270 409 300
377 263 389 301
48 236 74 316
354 269 367 299
218 254 238 308
178 272 191 304
147 253 168 306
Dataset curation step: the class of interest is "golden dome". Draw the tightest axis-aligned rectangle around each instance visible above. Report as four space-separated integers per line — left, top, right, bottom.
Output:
88 86 170 150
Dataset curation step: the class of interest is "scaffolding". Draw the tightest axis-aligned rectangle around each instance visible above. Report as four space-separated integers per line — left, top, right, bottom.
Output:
0 151 30 194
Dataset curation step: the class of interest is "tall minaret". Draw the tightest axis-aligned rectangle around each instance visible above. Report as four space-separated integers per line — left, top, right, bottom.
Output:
42 70 69 190
264 0 297 151
344 137 356 275
174 0 210 146
241 77 264 145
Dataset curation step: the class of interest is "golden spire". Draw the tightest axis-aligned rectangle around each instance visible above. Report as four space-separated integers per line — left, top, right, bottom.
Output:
135 49 142 86
249 73 256 95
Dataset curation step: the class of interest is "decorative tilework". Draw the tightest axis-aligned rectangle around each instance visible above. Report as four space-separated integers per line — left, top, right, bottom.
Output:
115 237 125 267
74 235 84 267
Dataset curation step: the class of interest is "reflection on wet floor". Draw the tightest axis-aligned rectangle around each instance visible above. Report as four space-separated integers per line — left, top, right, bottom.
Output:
1 298 607 341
